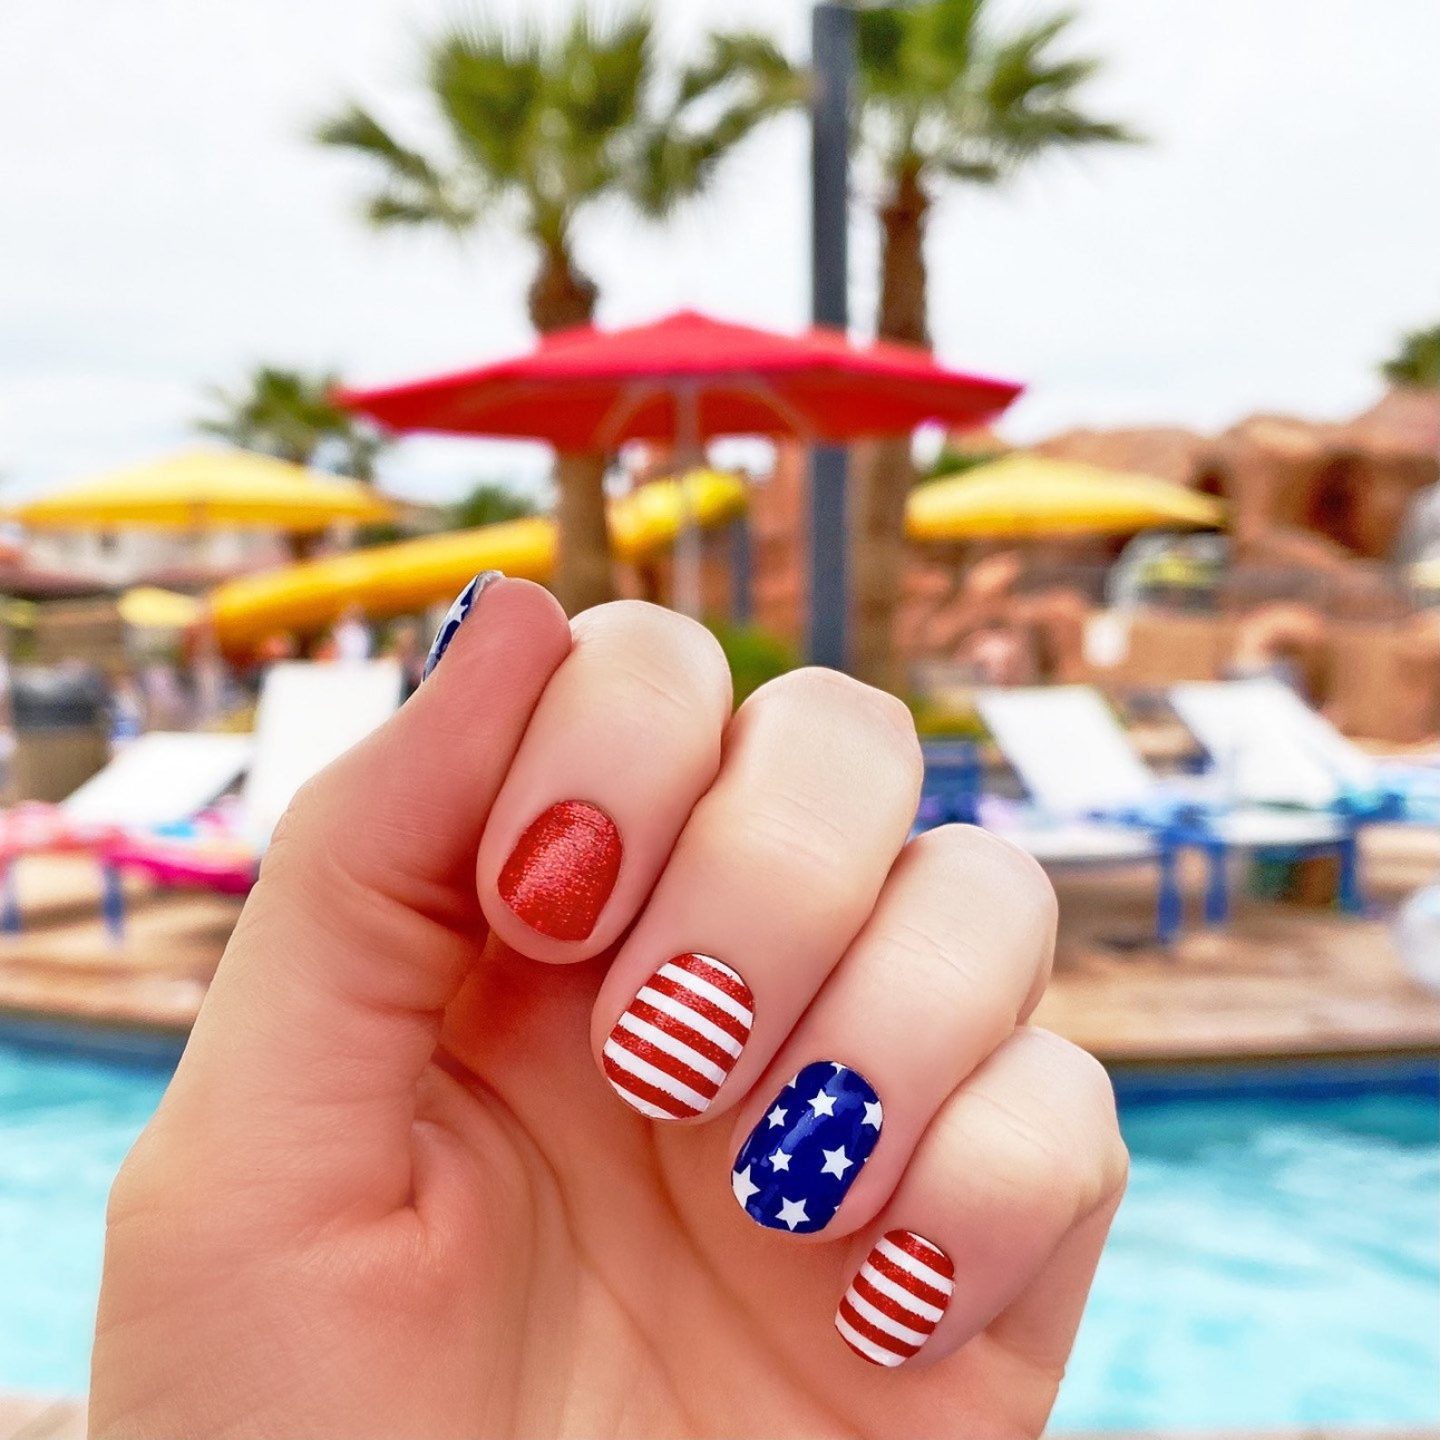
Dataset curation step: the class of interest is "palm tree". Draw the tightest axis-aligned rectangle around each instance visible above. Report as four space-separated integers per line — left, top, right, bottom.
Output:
315 11 799 614
850 0 1138 688
449 480 540 531
1381 324 1440 389
199 366 385 481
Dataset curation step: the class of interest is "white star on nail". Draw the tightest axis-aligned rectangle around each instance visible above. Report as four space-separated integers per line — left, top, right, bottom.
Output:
820 1145 853 1179
830 1061 848 1074
775 1197 809 1231
732 1165 760 1208
808 1090 837 1118
766 1105 788 1128
769 1148 791 1171
863 1100 884 1129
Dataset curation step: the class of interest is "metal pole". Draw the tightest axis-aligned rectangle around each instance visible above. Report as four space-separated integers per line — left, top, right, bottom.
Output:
807 2 855 671
674 382 704 619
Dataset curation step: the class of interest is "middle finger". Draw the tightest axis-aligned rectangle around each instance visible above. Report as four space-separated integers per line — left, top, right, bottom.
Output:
592 668 922 1122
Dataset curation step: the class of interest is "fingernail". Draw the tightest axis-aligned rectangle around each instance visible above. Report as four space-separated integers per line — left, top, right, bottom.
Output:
836 1230 954 1367
498 800 622 941
604 954 754 1119
731 1060 883 1233
423 571 502 680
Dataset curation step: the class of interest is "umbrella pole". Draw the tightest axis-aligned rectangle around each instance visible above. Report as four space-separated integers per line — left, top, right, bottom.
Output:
674 383 704 620
807 0 855 672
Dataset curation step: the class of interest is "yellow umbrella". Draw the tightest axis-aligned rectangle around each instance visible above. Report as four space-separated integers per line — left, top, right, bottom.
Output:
118 586 205 629
906 455 1224 541
7 450 396 532
211 469 747 651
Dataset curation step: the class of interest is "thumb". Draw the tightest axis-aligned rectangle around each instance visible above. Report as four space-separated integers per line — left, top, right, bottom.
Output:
153 575 571 1215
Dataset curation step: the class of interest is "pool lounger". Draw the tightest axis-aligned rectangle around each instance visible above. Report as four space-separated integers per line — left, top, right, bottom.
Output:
0 731 253 934
101 659 406 937
1170 676 1438 823
964 685 1361 944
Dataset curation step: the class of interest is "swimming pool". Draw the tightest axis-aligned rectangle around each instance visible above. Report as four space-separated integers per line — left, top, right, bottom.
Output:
1 1030 1437 1428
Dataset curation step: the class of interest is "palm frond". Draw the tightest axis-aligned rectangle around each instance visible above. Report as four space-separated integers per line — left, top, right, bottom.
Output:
627 28 805 218
554 8 652 142
195 367 388 478
313 104 441 185
313 103 474 229
859 0 1139 185
429 20 546 186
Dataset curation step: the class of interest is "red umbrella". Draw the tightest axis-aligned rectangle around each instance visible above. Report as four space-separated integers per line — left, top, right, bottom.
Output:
336 309 1022 450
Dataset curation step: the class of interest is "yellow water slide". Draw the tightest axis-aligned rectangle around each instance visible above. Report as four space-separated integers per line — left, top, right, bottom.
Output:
210 471 747 652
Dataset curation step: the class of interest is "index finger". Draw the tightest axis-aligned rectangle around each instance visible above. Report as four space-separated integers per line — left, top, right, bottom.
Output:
163 576 571 1212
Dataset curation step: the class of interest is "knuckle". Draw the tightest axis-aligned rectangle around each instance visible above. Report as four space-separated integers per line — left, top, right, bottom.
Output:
574 602 731 720
751 667 922 783
924 824 1058 931
873 916 1013 1035
740 790 856 896
1014 1029 1126 1210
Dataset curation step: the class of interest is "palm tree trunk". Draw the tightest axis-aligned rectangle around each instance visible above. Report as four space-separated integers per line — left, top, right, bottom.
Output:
529 247 614 616
853 165 930 691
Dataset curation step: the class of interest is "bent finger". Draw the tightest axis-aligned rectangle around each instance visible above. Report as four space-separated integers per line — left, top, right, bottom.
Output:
833 1028 1127 1371
593 667 922 1122
157 576 571 1210
476 601 732 959
728 826 1056 1238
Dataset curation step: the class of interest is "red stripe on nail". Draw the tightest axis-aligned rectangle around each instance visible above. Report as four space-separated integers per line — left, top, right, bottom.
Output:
887 1229 955 1280
837 1298 921 1359
601 1055 699 1119
647 974 750 1045
605 1026 721 1099
627 1000 737 1071
870 1251 951 1311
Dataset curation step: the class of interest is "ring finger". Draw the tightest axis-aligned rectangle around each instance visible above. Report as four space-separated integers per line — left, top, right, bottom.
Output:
728 825 1057 1238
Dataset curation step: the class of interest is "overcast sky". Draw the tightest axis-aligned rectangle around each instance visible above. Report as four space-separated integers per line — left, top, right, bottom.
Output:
2 0 1437 503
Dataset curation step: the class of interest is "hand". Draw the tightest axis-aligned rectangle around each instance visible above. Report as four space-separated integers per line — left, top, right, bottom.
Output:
92 580 1127 1440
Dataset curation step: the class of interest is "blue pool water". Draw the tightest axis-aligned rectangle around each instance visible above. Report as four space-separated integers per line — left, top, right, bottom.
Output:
1 1033 1437 1428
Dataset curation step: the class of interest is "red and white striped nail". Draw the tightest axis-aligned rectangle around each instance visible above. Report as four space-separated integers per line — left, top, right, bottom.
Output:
836 1230 955 1367
603 953 754 1120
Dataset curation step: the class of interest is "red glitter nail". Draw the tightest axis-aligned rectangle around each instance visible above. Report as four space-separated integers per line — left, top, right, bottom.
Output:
497 800 622 941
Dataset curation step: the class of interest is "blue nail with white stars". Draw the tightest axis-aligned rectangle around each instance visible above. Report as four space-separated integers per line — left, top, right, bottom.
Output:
422 571 502 681
731 1061 883 1234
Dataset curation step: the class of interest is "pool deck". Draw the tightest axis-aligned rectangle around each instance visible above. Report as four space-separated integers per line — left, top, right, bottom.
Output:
1 823 1438 1064
0 1392 1431 1440
4 834 1435 1438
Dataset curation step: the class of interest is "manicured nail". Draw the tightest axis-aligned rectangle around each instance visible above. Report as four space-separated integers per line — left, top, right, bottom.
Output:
604 954 754 1119
836 1230 954 1367
423 571 502 680
731 1060 883 1233
498 800 622 941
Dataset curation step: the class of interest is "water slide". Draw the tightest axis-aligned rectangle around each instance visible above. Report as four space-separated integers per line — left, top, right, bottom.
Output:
210 471 747 652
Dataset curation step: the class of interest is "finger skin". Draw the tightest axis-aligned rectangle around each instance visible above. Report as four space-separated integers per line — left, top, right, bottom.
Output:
135 578 572 1217
476 601 732 960
835 1027 1128 1373
591 667 923 1122
728 825 1057 1240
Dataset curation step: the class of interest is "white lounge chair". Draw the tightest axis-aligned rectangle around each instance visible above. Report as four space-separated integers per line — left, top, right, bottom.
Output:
1171 677 1438 822
0 731 252 933
63 732 253 831
103 660 405 932
972 685 1358 941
